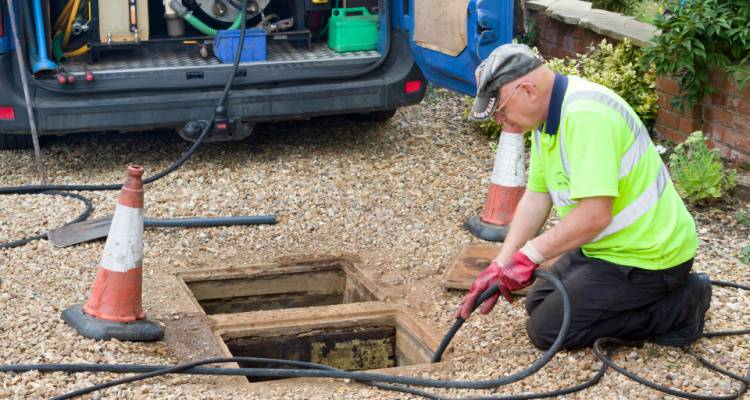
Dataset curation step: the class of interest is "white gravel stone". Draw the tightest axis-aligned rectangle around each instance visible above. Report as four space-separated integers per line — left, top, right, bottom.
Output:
0 87 748 399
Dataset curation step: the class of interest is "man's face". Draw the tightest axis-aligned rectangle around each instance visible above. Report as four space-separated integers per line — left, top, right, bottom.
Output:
493 81 538 132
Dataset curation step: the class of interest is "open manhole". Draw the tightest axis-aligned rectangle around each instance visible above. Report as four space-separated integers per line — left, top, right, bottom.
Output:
180 259 381 315
214 305 439 383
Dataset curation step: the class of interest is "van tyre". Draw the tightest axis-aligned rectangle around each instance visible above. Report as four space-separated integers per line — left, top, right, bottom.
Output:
347 109 398 122
0 134 34 150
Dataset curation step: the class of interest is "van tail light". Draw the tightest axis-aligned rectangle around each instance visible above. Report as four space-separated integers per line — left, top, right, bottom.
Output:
404 80 423 94
0 106 15 120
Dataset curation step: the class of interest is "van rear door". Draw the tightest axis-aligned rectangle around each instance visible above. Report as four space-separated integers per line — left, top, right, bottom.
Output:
407 0 513 96
0 3 11 54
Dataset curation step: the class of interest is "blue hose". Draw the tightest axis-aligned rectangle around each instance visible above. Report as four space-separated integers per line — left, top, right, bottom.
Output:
30 0 57 72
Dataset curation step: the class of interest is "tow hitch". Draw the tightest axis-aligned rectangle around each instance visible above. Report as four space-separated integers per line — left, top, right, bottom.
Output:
179 107 255 142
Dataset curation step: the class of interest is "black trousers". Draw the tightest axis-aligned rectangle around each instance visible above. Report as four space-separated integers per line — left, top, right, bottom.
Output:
525 249 694 350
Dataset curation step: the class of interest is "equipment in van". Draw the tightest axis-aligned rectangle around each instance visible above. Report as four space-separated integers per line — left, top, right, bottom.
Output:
327 6 377 52
98 0 150 43
31 0 57 72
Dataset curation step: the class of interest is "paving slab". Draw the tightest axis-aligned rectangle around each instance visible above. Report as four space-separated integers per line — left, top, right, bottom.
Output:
609 18 659 47
736 171 750 201
579 9 634 36
545 0 593 25
526 0 562 12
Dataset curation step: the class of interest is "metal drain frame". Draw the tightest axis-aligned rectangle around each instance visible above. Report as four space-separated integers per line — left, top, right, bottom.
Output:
173 257 448 388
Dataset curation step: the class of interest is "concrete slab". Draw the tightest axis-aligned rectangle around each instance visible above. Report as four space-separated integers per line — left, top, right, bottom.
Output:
609 19 659 47
579 9 634 36
527 0 562 12
546 0 593 25
736 171 750 201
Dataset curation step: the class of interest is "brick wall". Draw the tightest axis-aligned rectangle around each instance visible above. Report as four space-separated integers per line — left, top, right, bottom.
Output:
529 8 613 60
524 6 750 167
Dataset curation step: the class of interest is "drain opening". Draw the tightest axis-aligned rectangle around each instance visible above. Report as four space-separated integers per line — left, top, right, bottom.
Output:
184 263 377 315
225 324 413 382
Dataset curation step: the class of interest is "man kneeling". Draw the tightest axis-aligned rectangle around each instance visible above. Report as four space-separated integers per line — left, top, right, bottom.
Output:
455 44 710 349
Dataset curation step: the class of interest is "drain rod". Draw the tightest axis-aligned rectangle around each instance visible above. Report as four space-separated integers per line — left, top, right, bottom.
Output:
6 0 48 184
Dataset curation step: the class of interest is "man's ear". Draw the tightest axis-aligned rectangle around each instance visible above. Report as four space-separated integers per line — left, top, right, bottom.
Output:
523 82 538 103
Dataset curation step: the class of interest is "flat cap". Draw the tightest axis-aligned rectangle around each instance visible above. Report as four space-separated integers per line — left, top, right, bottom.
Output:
469 43 544 121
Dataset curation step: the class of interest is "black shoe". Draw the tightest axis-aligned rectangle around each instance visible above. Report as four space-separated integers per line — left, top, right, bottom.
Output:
653 273 712 347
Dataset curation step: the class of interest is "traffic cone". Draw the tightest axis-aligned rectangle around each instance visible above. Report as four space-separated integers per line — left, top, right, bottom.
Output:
465 129 526 242
62 165 163 341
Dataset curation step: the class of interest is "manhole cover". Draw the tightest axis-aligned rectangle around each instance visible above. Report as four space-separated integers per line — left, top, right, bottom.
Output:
442 244 558 296
180 259 382 315
442 243 501 290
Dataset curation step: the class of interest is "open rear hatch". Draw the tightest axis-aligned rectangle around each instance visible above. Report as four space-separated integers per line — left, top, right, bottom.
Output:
25 0 387 92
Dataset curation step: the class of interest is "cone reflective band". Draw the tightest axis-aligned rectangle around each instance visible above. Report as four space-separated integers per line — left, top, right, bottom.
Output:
465 130 526 242
483 131 525 226
82 165 145 322
62 165 162 341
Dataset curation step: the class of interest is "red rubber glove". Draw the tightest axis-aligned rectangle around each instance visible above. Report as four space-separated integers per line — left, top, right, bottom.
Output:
454 251 540 320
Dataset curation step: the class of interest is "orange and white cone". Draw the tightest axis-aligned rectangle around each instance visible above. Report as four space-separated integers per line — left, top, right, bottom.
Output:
465 129 526 241
62 165 163 341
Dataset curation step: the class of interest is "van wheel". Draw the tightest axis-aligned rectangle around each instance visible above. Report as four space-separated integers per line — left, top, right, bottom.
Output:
0 134 34 150
347 109 398 122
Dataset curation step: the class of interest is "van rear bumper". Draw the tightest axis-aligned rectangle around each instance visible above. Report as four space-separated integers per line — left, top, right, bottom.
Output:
0 32 425 135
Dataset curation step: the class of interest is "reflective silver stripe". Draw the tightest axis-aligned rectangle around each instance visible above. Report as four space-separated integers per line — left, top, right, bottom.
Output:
553 88 666 239
620 130 651 179
560 90 651 179
549 190 577 207
592 164 670 242
533 129 541 155
558 124 572 177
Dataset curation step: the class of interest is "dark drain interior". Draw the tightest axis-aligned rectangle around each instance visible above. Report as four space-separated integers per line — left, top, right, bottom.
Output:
225 325 399 382
185 264 376 315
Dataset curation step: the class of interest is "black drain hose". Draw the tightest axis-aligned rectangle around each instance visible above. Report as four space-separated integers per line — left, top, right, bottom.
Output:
2 270 574 400
0 0 276 249
0 191 92 249
590 279 750 400
1 273 748 399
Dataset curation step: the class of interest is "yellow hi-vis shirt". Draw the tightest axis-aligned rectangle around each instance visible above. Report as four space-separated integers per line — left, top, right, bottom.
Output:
528 75 698 269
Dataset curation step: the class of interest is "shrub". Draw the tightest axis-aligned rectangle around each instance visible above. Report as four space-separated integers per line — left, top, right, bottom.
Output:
642 0 750 109
467 39 658 141
737 211 750 226
591 0 666 24
668 131 737 205
591 0 641 15
739 245 750 264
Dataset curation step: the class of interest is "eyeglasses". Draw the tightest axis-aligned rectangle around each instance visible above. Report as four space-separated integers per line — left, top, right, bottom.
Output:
495 83 523 116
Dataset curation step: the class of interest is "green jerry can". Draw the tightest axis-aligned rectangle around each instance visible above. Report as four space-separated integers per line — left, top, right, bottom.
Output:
327 7 379 53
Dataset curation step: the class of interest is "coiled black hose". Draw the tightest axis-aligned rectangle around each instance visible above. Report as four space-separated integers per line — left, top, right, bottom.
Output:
0 191 92 249
4 271 578 399
0 0 265 249
1 274 748 399
592 279 750 400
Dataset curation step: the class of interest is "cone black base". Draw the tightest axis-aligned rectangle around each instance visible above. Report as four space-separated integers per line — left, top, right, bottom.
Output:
464 216 510 242
62 304 164 342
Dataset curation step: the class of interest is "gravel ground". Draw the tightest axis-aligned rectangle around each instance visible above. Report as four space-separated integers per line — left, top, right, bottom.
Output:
1 87 748 399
